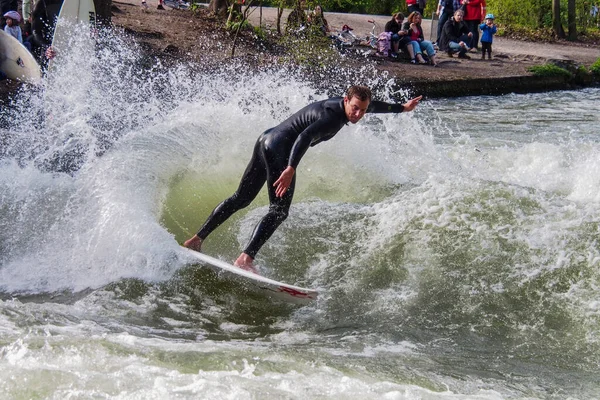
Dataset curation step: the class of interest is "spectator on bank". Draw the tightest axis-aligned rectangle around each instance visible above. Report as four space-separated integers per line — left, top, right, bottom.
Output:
384 12 416 61
286 0 307 33
439 9 472 59
3 11 22 42
0 0 17 29
462 0 486 51
22 0 31 21
4 10 31 51
435 0 459 44
406 0 426 16
479 13 497 59
307 5 330 35
403 11 438 66
31 0 62 64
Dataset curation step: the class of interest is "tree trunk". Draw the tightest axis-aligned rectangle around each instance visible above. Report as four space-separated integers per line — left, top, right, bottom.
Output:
276 3 284 34
567 0 577 40
94 0 112 26
552 0 566 38
209 0 229 17
230 0 256 57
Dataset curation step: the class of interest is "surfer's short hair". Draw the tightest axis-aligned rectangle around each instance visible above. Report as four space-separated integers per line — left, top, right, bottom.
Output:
346 86 372 102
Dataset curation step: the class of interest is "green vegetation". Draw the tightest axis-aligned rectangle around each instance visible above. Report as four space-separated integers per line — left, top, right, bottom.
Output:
527 63 573 78
257 0 599 42
591 58 600 75
278 26 341 67
485 0 599 39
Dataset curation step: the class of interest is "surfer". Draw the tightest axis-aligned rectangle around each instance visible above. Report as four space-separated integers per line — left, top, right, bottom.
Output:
184 85 422 273
30 0 62 63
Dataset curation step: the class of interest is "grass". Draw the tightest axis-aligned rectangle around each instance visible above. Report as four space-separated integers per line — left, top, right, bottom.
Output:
527 64 573 78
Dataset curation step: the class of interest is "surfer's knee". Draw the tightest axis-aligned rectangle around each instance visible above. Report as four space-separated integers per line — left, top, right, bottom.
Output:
222 193 251 210
268 205 289 223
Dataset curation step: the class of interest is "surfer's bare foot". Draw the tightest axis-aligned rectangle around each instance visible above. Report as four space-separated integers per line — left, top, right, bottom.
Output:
234 253 258 274
183 235 202 252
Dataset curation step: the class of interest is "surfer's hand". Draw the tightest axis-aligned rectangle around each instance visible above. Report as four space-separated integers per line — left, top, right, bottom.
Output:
402 95 422 112
274 166 295 197
45 46 56 60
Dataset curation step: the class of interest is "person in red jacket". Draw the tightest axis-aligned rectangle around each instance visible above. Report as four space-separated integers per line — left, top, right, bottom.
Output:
461 0 486 50
406 0 425 16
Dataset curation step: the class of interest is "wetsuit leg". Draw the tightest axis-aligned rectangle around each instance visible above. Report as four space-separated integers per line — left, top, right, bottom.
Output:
196 139 267 240
242 146 295 258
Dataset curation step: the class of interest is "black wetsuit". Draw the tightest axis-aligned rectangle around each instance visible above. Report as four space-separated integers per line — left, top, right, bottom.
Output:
197 97 405 258
31 0 63 63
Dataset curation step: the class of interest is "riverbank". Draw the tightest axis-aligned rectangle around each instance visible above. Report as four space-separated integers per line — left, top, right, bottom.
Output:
93 0 600 98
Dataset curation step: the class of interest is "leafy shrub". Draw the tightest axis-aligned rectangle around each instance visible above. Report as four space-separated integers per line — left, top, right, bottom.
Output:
591 58 600 75
527 64 573 78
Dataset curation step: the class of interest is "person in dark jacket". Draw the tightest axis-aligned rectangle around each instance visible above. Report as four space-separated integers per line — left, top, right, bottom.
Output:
384 12 415 60
30 0 63 63
435 0 456 44
438 9 472 59
184 86 422 272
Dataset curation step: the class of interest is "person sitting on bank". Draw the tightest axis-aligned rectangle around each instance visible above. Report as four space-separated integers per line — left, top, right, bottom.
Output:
286 0 307 33
438 9 473 59
307 5 330 35
403 11 438 65
184 86 422 273
3 11 28 51
384 12 415 61
435 0 458 44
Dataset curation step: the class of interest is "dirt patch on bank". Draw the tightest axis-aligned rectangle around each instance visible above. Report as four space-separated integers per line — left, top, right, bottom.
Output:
111 1 599 85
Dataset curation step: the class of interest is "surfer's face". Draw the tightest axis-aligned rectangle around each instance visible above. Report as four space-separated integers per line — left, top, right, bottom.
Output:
344 96 370 124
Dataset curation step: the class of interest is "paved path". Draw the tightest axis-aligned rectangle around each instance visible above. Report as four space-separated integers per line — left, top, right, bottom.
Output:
247 7 600 64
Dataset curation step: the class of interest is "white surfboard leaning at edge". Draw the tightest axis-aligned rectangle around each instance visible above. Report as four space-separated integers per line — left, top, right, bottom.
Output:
181 247 318 305
0 30 41 84
48 0 97 72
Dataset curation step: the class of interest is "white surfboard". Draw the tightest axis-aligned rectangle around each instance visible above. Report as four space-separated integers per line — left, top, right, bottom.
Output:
0 30 41 84
181 247 318 305
48 0 97 71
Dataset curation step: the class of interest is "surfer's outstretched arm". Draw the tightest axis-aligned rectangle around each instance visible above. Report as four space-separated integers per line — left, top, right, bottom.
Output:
367 95 422 114
402 95 422 112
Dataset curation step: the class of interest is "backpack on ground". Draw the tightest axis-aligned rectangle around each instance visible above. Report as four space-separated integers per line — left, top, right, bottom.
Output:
377 32 392 57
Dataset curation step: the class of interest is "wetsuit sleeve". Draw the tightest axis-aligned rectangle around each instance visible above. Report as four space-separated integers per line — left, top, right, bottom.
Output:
367 101 405 114
287 113 340 170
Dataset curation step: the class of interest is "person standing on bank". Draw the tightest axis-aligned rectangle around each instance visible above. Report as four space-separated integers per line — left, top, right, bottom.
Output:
462 0 486 51
435 0 457 44
184 86 422 273
479 13 497 59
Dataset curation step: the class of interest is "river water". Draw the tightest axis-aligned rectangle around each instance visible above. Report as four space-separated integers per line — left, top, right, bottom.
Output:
1 29 599 399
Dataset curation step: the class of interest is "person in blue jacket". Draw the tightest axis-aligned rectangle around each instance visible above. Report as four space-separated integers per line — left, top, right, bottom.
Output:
184 86 422 273
479 14 497 60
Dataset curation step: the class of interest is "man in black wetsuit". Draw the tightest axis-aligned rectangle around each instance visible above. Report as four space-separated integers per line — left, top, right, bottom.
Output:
184 86 422 272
